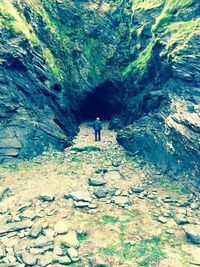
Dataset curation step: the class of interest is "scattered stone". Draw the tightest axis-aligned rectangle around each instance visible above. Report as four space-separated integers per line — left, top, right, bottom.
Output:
0 243 6 259
31 236 54 249
74 201 90 208
174 214 188 225
18 202 32 213
191 203 199 210
68 191 92 202
54 220 69 234
147 194 156 200
111 196 131 207
21 252 37 266
56 255 71 265
39 194 55 202
38 252 54 266
88 203 98 209
165 229 175 235
89 254 107 267
0 187 11 202
178 199 190 207
58 231 79 248
162 197 174 203
182 224 200 244
0 221 32 237
88 178 107 186
158 216 167 224
29 226 43 238
94 190 107 199
67 247 79 262
131 187 144 194
114 190 121 196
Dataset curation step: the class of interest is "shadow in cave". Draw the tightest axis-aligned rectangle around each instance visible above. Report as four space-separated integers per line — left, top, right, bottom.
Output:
79 81 124 121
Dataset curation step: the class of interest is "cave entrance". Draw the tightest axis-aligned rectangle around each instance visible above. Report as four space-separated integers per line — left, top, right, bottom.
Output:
80 81 124 121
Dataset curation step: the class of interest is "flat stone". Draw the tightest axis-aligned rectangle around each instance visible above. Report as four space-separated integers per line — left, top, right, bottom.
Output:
165 229 175 235
111 196 131 207
69 191 92 202
29 226 43 238
88 178 107 186
94 190 107 199
162 197 174 203
182 224 200 244
0 243 6 259
0 221 32 237
158 216 167 224
67 247 79 262
131 187 145 193
56 255 71 265
39 194 55 202
37 252 54 266
58 231 79 248
74 201 90 208
31 236 54 248
174 214 188 225
147 194 157 200
191 203 199 210
0 188 11 202
21 252 37 266
54 220 69 234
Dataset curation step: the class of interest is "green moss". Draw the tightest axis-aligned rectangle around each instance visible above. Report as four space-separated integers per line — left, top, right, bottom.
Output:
0 0 40 46
164 18 200 56
43 48 64 80
123 37 156 77
152 0 194 31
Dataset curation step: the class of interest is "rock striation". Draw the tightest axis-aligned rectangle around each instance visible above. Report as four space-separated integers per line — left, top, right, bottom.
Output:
0 0 199 182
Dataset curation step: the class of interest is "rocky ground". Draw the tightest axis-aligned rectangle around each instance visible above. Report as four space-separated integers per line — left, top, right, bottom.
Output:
0 122 199 267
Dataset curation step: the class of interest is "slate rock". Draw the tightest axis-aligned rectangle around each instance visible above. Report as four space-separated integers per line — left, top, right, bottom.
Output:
0 221 32 236
0 243 6 259
158 216 167 224
39 194 55 202
58 231 79 248
131 187 145 194
21 252 37 266
29 226 43 238
67 247 79 262
94 190 107 199
74 201 90 208
0 187 11 202
68 191 92 202
111 196 131 207
182 224 200 244
88 178 107 186
54 220 69 234
174 214 188 225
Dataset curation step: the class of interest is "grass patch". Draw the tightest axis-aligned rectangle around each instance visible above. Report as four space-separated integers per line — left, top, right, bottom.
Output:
102 215 120 224
77 232 88 243
100 243 119 256
71 146 101 153
0 163 33 172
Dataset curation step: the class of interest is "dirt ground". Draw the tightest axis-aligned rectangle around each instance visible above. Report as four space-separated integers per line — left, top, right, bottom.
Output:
0 122 199 267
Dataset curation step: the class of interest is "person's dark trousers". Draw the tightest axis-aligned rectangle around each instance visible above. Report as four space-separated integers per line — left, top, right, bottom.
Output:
95 130 101 141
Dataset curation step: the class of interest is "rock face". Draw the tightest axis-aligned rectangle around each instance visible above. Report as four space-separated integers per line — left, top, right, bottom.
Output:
0 0 199 182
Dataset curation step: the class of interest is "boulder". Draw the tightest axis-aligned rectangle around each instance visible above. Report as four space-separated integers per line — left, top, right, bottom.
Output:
182 224 200 244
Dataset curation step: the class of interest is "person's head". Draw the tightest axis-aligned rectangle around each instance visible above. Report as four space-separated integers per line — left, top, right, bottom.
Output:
96 117 100 121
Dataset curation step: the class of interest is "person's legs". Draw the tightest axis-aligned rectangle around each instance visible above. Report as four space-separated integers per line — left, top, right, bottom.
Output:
98 130 101 141
95 130 98 141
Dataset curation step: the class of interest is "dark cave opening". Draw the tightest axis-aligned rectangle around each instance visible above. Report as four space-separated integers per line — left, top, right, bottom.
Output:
79 81 124 121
